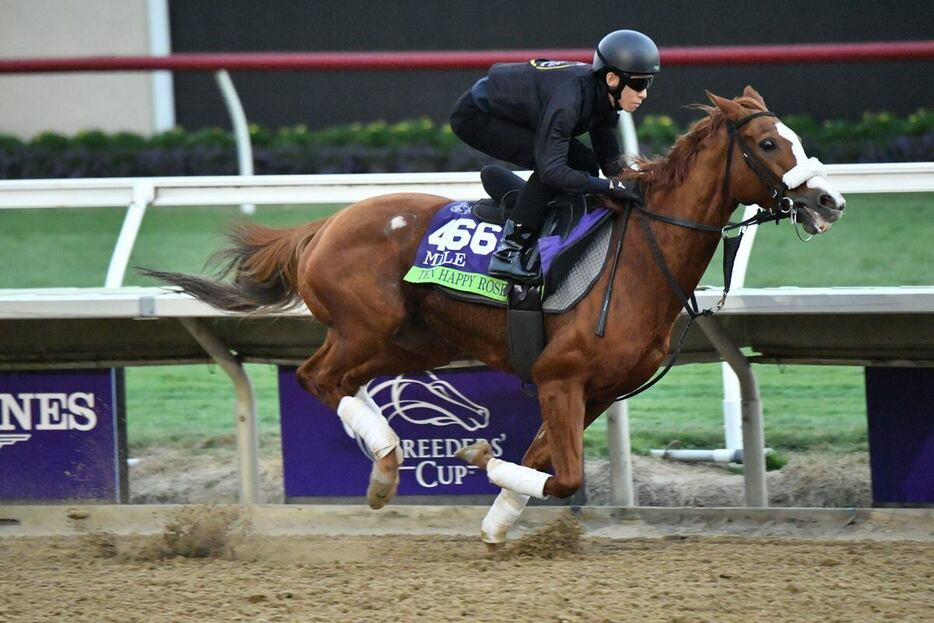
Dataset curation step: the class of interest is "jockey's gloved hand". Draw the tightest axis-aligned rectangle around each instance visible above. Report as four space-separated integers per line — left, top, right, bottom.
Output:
606 178 641 202
584 176 641 203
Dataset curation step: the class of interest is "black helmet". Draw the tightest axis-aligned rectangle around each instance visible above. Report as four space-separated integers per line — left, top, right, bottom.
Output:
593 30 660 76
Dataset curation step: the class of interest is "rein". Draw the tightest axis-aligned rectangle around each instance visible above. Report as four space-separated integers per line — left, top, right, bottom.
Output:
603 110 796 402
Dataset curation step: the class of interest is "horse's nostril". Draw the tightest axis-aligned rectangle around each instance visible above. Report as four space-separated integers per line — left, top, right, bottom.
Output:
819 194 842 210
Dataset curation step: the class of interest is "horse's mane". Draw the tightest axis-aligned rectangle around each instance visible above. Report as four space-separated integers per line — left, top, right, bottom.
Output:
620 95 767 195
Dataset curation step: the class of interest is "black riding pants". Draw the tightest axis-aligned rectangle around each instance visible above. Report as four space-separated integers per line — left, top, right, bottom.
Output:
449 91 599 232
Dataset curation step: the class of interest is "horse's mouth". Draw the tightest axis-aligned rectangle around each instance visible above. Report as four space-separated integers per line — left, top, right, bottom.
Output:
790 192 845 235
794 203 834 235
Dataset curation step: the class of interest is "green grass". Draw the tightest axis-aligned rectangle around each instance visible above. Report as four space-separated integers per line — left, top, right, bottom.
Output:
0 203 339 288
2 193 931 455
583 364 869 457
701 193 934 287
124 363 283 452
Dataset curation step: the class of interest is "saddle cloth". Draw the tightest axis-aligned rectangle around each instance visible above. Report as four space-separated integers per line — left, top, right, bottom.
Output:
403 200 614 314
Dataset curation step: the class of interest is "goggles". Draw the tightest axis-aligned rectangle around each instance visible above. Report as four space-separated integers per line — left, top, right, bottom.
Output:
624 74 654 92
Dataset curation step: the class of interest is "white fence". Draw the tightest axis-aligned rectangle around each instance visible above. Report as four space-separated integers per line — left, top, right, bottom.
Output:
1 162 931 287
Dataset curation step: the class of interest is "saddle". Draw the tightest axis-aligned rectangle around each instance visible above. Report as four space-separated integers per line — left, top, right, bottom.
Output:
472 166 587 243
469 166 616 383
404 166 621 383
472 166 605 295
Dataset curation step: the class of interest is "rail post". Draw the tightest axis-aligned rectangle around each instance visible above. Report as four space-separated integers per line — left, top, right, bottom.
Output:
696 315 768 507
607 401 636 506
105 181 154 288
179 318 263 505
215 70 256 215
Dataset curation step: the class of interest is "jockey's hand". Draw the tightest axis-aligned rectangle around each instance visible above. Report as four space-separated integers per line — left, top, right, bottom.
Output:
607 179 640 203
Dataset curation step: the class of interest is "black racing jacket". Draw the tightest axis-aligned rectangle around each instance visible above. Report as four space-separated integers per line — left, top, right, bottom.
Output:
473 59 621 194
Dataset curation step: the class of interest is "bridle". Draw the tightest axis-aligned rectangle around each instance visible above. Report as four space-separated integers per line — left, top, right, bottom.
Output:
616 111 798 247
722 110 795 222
598 109 800 401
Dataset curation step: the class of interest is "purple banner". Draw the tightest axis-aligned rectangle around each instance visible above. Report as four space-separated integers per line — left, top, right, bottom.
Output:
0 369 119 501
865 367 934 506
279 367 541 498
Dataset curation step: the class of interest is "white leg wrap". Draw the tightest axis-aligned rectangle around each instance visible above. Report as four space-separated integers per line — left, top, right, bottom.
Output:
481 489 530 544
355 386 383 417
486 457 550 499
337 396 400 460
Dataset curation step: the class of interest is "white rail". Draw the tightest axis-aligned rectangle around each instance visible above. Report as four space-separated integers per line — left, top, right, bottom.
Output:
2 163 931 289
0 162 931 209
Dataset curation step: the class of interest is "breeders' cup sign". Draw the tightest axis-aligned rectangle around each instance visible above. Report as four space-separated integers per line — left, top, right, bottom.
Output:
0 370 120 501
279 367 540 498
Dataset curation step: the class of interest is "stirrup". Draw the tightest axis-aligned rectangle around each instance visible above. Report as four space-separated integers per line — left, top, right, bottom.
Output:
489 219 542 283
489 251 542 283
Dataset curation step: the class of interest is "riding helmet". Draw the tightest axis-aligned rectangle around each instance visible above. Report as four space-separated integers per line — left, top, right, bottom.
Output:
592 30 661 75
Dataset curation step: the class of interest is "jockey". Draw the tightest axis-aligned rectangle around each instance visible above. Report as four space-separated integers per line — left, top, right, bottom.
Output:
450 29 660 282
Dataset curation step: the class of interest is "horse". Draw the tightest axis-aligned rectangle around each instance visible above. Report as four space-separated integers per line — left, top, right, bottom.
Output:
141 86 845 548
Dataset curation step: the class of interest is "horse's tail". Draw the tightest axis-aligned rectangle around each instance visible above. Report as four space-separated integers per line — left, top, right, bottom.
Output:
138 219 328 313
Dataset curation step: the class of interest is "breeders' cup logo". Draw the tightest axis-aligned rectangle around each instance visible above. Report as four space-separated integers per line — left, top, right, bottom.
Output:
370 372 489 431
0 392 98 450
356 373 506 489
447 201 472 215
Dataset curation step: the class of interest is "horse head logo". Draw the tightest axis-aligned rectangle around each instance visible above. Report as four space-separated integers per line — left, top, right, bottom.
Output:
366 372 490 431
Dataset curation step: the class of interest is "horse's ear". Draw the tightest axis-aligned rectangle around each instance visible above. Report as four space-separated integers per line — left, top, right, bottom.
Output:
742 85 767 108
705 90 746 121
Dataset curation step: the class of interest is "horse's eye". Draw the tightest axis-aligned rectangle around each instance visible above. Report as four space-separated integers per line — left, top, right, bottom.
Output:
759 139 777 151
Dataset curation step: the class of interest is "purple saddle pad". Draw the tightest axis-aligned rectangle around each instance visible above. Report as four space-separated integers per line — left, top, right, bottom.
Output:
403 200 611 303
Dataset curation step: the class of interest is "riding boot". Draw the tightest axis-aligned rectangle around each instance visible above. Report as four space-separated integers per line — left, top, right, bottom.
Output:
488 219 541 283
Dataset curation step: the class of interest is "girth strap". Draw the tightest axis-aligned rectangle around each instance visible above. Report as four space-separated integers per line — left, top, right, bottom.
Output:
506 283 545 384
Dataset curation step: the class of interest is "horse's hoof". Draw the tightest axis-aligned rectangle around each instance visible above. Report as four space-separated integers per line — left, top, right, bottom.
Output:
484 540 504 554
367 479 398 510
367 449 400 510
455 440 493 468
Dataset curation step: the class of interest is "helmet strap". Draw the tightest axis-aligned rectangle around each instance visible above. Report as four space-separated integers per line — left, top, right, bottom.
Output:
605 71 625 110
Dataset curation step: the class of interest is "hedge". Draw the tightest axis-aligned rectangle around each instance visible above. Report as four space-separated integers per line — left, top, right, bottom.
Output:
0 110 930 179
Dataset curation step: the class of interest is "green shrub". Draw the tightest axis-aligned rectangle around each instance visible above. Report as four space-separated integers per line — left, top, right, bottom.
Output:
0 110 929 180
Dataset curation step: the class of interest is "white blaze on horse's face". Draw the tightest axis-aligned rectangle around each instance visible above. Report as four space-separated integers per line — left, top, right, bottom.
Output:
775 122 846 235
389 216 408 231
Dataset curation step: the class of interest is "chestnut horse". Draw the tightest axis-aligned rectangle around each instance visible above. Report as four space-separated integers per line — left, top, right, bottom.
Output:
143 87 844 547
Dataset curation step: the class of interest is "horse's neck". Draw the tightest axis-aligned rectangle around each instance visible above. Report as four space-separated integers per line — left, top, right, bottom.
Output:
636 141 736 311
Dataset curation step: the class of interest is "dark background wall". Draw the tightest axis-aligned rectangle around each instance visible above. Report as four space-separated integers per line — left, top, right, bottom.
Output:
169 0 932 130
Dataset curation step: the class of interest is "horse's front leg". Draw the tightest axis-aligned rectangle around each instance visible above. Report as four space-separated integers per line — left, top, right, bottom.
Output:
521 398 614 472
457 377 586 548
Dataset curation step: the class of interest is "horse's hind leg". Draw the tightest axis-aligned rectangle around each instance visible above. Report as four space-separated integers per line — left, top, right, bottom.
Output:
294 291 409 509
296 334 404 510
296 323 456 510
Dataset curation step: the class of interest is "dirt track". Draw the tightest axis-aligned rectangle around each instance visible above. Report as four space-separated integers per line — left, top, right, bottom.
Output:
2 514 932 623
1 450 925 622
